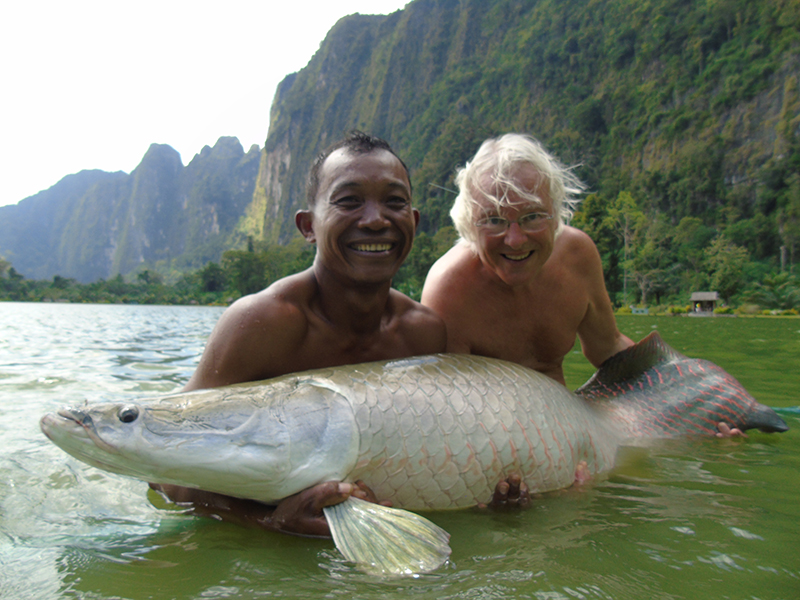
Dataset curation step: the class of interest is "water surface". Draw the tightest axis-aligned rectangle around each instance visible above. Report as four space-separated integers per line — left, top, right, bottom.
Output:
1 303 798 599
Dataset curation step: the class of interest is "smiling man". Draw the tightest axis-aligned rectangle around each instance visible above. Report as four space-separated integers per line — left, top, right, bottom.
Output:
421 133 633 387
152 132 448 535
183 132 445 388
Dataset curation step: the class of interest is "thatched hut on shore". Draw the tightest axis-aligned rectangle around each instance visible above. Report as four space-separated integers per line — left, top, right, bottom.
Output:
690 291 719 313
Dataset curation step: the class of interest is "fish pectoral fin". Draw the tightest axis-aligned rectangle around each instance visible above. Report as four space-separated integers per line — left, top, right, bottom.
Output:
322 496 451 577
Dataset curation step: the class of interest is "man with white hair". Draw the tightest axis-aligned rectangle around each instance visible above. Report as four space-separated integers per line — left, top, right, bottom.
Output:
421 133 633 386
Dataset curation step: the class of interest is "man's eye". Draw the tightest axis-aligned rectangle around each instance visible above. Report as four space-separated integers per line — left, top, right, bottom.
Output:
386 196 409 208
484 216 507 226
334 196 361 207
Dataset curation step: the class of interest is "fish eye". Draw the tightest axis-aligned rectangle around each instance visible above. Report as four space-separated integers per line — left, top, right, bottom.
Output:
118 405 139 424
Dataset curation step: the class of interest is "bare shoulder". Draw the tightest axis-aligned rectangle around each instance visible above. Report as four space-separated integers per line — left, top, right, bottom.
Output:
426 241 473 278
388 289 447 354
421 242 480 354
221 271 312 335
555 226 600 257
552 226 603 277
422 241 475 307
186 270 316 389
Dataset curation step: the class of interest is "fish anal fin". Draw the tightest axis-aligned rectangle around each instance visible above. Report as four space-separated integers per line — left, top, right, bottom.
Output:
323 497 451 577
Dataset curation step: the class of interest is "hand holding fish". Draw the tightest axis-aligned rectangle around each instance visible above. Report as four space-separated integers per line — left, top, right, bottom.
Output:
716 422 747 438
151 480 388 538
270 480 390 537
477 473 530 509
44 337 788 577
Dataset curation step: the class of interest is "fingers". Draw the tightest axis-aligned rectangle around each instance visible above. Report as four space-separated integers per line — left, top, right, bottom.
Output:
351 479 376 502
487 474 530 509
716 422 748 438
301 480 392 512
573 460 592 486
271 483 344 537
353 480 393 507
308 481 355 510
506 473 522 497
492 480 510 505
516 480 530 508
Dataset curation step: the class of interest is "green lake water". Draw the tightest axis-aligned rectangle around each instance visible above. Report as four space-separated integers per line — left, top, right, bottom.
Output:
1 304 798 599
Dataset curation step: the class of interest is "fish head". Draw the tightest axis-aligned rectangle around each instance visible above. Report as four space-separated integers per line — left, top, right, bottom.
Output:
39 390 293 494
41 401 156 476
40 379 360 503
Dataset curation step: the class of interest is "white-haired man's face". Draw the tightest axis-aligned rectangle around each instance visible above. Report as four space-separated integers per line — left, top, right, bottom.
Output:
470 164 556 287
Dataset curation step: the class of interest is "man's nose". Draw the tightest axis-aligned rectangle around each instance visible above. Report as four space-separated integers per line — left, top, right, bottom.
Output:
503 221 527 247
359 201 391 229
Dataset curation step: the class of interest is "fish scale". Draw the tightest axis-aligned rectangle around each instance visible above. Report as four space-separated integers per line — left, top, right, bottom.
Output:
39 332 789 577
322 354 619 510
576 335 774 437
40 333 787 513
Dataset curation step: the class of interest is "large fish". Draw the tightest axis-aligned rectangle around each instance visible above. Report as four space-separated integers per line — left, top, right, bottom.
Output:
40 332 787 576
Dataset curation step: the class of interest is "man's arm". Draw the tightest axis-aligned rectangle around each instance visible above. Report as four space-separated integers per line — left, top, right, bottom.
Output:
151 481 387 537
571 231 634 367
420 247 472 354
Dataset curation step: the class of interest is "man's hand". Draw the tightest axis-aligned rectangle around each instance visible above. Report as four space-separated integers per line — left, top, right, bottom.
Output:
478 473 530 509
269 480 390 537
150 480 388 538
269 481 354 537
716 422 747 438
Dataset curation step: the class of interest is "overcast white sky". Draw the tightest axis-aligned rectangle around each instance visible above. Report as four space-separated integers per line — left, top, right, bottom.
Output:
0 0 410 207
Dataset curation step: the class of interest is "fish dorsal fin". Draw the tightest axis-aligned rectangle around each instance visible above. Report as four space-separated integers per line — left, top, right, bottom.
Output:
323 497 451 577
576 331 685 395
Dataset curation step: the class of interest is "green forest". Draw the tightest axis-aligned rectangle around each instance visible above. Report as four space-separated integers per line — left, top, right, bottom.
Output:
1 215 798 315
396 0 800 313
1 0 799 313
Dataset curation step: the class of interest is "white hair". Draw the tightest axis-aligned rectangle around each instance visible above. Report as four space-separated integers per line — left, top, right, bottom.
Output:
450 133 584 245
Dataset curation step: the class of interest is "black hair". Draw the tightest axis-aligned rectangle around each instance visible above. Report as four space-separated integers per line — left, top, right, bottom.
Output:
305 130 411 207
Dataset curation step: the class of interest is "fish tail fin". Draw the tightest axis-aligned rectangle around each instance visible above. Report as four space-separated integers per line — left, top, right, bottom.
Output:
745 404 789 433
323 497 451 577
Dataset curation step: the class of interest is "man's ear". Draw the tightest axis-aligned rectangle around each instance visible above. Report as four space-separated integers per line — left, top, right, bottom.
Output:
413 208 421 231
295 210 316 242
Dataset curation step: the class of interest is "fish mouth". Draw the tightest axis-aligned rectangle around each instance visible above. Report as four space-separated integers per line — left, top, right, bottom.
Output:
44 409 120 455
502 251 533 262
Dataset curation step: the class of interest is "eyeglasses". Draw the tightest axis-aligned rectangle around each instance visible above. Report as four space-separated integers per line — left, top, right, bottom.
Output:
475 212 553 235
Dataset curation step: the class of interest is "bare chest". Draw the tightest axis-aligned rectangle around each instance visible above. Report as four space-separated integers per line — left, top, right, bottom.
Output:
296 321 419 372
460 281 588 374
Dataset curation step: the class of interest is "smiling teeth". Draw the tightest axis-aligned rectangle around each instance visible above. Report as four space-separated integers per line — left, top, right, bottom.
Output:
504 252 532 261
354 244 392 252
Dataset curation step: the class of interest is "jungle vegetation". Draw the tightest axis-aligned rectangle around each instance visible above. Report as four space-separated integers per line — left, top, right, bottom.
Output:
1 0 799 313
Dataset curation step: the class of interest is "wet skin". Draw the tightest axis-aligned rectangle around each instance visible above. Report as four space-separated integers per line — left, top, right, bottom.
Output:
422 164 633 384
153 147 452 536
296 148 419 289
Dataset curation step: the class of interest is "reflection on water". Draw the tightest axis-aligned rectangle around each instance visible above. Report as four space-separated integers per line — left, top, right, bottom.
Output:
0 303 222 600
1 303 798 599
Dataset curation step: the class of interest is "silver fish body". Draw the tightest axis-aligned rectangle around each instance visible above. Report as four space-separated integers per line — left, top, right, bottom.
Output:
40 334 788 576
40 333 787 511
41 354 619 510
